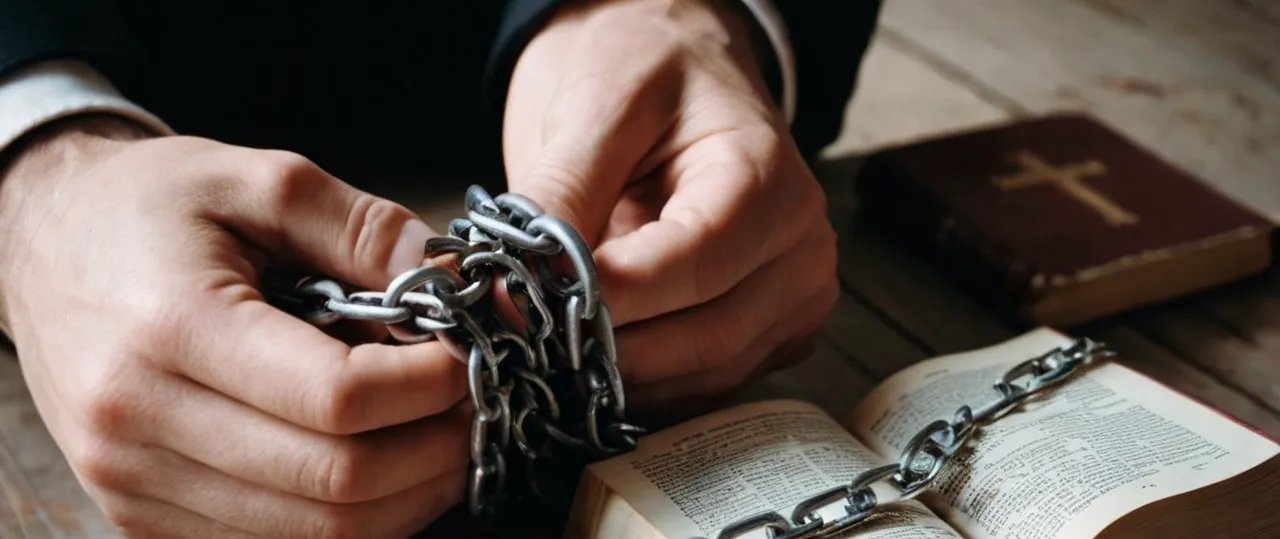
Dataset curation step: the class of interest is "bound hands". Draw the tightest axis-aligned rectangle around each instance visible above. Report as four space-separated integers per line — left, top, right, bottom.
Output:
503 0 838 412
0 116 472 538
0 0 836 537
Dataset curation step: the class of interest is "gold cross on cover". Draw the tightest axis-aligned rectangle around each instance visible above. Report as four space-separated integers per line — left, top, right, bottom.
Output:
991 151 1139 226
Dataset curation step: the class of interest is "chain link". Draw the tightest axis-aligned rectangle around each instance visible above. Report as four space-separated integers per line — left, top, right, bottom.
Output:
260 184 1114 534
263 185 645 518
698 337 1116 539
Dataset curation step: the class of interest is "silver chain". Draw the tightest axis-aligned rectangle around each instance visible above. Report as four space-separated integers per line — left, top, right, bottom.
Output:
263 185 644 518
700 337 1116 539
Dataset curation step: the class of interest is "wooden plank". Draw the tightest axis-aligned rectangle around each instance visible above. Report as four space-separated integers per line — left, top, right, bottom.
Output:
0 349 119 539
1074 0 1280 91
877 0 1280 220
815 292 927 381
1128 302 1280 413
1197 271 1280 353
819 35 1013 158
735 333 880 419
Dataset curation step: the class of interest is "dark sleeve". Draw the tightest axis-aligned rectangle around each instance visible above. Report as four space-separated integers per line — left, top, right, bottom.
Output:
480 0 885 160
0 0 151 97
776 1 883 159
481 0 562 132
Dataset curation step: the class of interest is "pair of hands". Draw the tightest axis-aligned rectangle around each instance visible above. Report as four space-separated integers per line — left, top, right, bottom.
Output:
0 0 837 537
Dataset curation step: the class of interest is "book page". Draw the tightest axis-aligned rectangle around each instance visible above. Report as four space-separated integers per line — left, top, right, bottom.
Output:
845 328 1280 539
585 399 963 539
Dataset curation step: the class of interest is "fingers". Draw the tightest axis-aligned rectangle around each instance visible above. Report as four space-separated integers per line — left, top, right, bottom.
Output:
92 441 465 539
504 44 680 247
614 219 837 386
164 299 467 435
595 133 823 327
207 148 436 291
140 373 470 504
628 282 835 412
94 492 261 539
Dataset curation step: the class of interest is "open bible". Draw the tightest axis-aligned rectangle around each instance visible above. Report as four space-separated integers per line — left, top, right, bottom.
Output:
563 328 1280 539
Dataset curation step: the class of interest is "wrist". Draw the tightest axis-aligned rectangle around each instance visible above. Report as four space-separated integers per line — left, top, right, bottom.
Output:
0 113 157 333
535 0 771 86
1 113 156 184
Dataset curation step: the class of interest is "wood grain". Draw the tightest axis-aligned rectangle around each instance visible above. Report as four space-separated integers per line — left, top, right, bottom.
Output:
877 0 1280 221
0 350 120 539
1 4 1278 537
1129 305 1280 412
1073 0 1280 91
1197 271 1280 353
818 35 1013 159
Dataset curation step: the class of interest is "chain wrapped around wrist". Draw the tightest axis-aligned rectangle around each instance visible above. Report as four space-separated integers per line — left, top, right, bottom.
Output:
263 185 645 517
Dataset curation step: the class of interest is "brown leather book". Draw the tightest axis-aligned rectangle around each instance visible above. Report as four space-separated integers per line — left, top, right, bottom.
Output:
854 113 1275 327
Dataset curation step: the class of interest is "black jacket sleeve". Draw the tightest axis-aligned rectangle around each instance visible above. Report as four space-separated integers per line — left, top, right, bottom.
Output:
774 1 883 159
482 0 563 130
0 0 152 99
0 1 881 169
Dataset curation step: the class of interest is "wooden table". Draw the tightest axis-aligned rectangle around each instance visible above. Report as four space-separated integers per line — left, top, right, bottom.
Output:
2 1 1278 537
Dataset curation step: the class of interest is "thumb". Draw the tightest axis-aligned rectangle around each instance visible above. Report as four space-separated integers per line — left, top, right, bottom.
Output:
504 68 677 248
505 133 633 249
216 151 435 291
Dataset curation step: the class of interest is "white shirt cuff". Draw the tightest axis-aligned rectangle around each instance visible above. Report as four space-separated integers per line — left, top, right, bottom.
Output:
737 0 796 125
0 59 174 152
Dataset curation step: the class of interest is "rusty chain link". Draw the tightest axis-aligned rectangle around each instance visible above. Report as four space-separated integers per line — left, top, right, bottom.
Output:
263 185 644 518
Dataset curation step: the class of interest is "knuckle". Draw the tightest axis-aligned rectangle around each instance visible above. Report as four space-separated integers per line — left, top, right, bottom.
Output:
83 383 138 436
745 126 785 158
100 498 141 531
250 149 324 210
305 438 371 503
518 160 591 216
342 194 416 274
671 205 735 304
314 504 364 539
120 300 189 360
312 367 368 435
77 352 148 436
70 440 132 492
693 311 748 373
693 240 736 304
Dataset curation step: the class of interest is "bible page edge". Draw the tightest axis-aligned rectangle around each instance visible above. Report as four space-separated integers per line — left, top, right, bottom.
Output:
839 326 1280 539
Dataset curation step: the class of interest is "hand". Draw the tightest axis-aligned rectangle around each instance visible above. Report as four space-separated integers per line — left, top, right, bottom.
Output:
502 0 838 411
0 115 468 538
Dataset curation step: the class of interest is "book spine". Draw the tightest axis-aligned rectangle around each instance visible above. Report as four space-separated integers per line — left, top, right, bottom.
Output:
853 154 1038 326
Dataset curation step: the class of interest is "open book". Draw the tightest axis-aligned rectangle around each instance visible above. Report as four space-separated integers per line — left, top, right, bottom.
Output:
564 328 1280 538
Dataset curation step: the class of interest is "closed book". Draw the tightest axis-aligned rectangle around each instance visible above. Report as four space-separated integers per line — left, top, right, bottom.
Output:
853 113 1275 327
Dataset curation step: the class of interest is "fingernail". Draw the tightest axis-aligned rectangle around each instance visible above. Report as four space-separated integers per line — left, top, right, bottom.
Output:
388 219 433 277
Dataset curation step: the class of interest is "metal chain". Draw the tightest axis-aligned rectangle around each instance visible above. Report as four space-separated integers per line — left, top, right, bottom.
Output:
262 185 645 518
700 337 1116 539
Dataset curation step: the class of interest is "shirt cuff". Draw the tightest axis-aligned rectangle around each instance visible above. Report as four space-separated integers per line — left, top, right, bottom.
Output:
0 59 173 153
737 0 796 125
